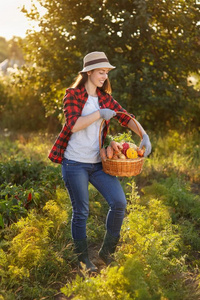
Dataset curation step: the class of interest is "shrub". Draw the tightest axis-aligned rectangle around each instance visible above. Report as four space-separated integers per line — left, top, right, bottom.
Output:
0 197 73 299
61 180 194 300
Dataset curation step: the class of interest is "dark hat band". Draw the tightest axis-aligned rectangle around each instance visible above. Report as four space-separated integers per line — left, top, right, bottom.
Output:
84 58 109 67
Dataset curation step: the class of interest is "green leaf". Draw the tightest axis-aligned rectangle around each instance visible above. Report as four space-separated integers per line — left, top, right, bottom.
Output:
0 214 4 229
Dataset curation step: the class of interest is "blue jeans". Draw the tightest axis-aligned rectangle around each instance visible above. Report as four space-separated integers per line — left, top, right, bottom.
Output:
61 158 127 240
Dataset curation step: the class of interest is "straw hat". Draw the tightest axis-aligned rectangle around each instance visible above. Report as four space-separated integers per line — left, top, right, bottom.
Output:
80 51 116 73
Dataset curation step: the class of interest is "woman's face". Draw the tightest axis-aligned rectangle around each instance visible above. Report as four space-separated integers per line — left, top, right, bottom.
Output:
87 68 110 88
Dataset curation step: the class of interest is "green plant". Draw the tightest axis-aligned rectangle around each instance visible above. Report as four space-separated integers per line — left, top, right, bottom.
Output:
61 179 197 300
1 131 200 299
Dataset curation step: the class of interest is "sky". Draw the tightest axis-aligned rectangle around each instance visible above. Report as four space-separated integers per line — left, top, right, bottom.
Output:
0 0 45 40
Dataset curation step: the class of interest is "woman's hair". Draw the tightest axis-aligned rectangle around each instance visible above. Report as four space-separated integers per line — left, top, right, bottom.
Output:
70 71 112 94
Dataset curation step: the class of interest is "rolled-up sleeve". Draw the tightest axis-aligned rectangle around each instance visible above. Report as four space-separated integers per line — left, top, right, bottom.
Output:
63 89 81 132
108 95 135 126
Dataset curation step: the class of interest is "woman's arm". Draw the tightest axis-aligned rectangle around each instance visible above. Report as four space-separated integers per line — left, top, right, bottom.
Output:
71 109 116 132
127 118 146 138
105 93 151 156
127 119 151 157
71 111 101 132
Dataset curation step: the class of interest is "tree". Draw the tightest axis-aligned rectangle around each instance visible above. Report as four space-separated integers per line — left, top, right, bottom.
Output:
8 37 24 62
22 0 200 131
0 37 25 63
0 37 9 62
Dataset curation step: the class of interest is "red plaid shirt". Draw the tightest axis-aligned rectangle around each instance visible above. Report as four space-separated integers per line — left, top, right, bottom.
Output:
48 85 134 164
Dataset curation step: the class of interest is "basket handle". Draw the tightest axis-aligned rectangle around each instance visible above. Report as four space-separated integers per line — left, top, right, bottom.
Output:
99 111 143 149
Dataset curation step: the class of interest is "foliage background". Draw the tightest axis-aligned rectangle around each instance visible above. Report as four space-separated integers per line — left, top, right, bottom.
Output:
0 0 200 132
0 0 200 299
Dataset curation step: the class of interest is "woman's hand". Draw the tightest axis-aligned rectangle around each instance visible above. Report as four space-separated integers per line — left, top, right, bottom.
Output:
99 109 116 120
139 134 151 157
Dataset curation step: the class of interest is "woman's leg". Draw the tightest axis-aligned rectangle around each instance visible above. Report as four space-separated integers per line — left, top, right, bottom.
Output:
62 159 90 240
62 159 97 272
89 163 127 238
89 163 127 264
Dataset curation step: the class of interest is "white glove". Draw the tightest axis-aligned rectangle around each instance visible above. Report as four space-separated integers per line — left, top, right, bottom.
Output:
139 134 152 157
99 109 116 121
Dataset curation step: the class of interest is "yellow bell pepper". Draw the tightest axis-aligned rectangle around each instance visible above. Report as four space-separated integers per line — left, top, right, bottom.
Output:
126 148 138 159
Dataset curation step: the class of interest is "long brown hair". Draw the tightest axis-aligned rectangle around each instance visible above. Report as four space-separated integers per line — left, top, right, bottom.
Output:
70 72 112 94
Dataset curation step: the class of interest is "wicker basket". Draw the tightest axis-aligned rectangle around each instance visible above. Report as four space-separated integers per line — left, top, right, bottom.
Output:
99 111 145 177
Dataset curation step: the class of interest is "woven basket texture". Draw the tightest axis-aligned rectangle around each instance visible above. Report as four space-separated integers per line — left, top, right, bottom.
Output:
99 112 145 177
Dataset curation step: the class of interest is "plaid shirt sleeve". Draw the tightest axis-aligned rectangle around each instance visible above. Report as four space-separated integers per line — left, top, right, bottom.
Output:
48 88 84 164
106 94 135 126
63 88 82 132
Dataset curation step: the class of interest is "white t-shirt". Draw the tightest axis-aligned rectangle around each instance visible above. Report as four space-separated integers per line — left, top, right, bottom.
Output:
64 95 103 163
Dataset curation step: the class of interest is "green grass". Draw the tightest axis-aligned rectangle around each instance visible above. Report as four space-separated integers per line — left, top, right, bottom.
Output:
0 130 199 299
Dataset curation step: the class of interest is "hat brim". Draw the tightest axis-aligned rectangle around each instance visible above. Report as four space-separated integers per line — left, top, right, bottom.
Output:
79 62 116 73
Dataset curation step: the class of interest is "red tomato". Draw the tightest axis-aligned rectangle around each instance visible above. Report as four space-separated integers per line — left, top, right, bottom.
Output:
137 148 145 157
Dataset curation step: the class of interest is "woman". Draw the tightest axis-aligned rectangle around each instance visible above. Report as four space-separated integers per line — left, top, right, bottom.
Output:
48 51 151 272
